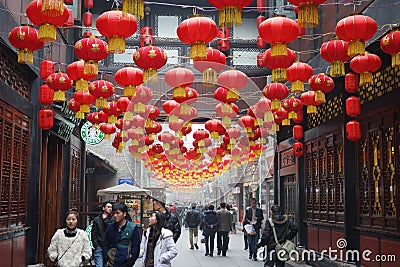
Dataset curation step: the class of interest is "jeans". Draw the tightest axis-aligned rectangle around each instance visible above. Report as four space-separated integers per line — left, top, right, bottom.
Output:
189 227 198 247
93 247 105 267
216 231 229 254
247 229 260 259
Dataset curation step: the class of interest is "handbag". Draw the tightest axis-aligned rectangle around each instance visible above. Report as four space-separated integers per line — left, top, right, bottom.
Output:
269 218 296 261
200 237 205 243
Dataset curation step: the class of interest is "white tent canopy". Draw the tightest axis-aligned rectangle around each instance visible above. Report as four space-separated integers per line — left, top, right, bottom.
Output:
97 183 150 196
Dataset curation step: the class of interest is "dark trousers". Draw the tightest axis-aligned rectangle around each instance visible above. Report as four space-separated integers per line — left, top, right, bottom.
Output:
247 229 260 259
244 232 248 249
264 250 285 267
205 232 216 255
216 231 229 254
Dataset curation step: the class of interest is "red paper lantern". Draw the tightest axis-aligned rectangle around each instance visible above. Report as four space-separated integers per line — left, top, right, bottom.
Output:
89 80 115 108
208 0 252 27
74 36 108 75
46 72 73 102
39 108 54 130
293 125 303 140
346 96 361 117
40 60 54 79
114 67 144 97
350 53 381 85
130 85 153 113
205 119 225 139
286 61 313 93
163 100 180 123
336 15 378 57
193 47 226 86
74 90 96 113
140 26 154 47
96 10 138 54
262 82 289 112
293 110 304 124
275 108 290 126
103 101 122 124
300 91 320 114
287 0 327 28
214 87 239 104
217 27 230 52
177 16 217 60
86 111 108 127
309 73 335 103
133 45 168 82
283 97 303 119
8 25 44 64
215 103 239 128
218 69 248 99
346 120 361 142
257 53 264 68
84 0 93 9
100 123 117 139
380 30 400 67
293 141 303 157
262 48 296 82
238 115 256 134
256 15 265 29
320 39 350 77
67 98 81 116
66 60 97 91
165 67 195 99
139 105 160 120
83 11 92 27
39 84 54 106
345 72 359 93
258 16 299 57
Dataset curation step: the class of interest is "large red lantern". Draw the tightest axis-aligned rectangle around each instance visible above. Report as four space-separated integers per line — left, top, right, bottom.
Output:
40 60 54 79
193 47 226 86
380 30 400 68
346 120 361 142
258 15 299 57
262 48 296 82
177 16 217 60
8 25 44 64
39 108 54 130
309 73 335 103
165 67 195 98
89 80 115 108
39 84 54 106
74 36 108 75
293 141 303 157
66 60 97 91
336 15 378 57
26 0 70 42
122 0 144 20
262 83 289 112
96 10 137 54
208 0 252 27
46 72 73 102
320 39 350 77
350 53 381 85
286 61 313 93
345 72 359 93
133 45 167 82
293 125 303 140
346 96 361 117
114 67 144 97
287 0 327 28
217 27 230 52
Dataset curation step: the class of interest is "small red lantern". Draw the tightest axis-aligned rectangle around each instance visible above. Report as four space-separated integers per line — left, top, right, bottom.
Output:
320 39 350 77
238 115 256 134
293 141 303 157
66 60 97 91
205 119 225 139
262 48 296 82
346 120 361 142
68 98 83 118
257 53 264 68
100 123 117 139
40 60 54 79
114 66 144 97
217 27 230 52
162 100 180 123
350 53 381 85
262 82 289 112
300 91 320 114
74 36 108 75
39 108 54 130
309 73 335 103
165 67 195 99
83 11 92 27
74 90 96 113
336 15 378 57
275 108 290 126
380 30 400 68
39 84 54 106
84 0 93 9
140 26 154 47
133 45 168 82
130 85 153 113
89 80 115 108
346 96 361 117
214 87 239 104
345 72 359 93
96 10 138 54
283 97 303 119
218 69 248 99
46 72 73 102
193 47 226 86
293 125 303 140
215 103 239 128
177 16 217 60
8 25 44 64
103 101 122 124
286 61 313 93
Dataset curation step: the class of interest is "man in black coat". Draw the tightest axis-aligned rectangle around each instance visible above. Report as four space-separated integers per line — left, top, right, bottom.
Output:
91 201 114 267
243 197 264 261
185 203 201 249
153 198 181 242
202 204 219 257
258 205 298 267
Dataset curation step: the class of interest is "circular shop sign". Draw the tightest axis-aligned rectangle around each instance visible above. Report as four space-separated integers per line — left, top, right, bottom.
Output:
81 121 104 145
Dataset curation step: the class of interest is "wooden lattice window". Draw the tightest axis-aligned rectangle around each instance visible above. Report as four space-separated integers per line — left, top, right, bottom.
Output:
0 100 30 230
69 146 81 209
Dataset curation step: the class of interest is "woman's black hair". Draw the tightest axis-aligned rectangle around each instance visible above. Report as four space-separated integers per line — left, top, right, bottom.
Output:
66 208 79 221
148 211 165 243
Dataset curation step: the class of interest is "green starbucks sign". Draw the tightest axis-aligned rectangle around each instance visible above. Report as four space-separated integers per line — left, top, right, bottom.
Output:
81 121 104 145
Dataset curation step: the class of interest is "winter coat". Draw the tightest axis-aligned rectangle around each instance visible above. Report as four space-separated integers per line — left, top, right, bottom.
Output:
217 208 232 232
102 221 141 267
258 214 298 251
202 210 219 235
48 228 92 267
244 207 264 230
163 208 181 243
140 228 178 267
91 213 114 249
184 209 201 228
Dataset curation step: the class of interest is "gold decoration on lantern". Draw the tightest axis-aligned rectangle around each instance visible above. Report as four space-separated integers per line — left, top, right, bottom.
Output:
41 0 64 17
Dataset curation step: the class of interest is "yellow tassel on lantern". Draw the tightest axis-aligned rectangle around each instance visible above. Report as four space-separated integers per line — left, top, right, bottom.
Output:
314 90 326 103
134 102 145 113
76 79 88 91
173 86 186 98
274 124 280 132
282 119 290 126
74 111 85 119
291 80 304 93
132 139 139 146
144 68 158 83
84 61 98 76
108 115 117 124
41 0 64 17
271 43 287 57
202 68 217 86
122 0 144 20
272 68 286 82
53 90 65 102
104 134 110 140
298 2 318 28
169 115 178 124
219 5 242 27
124 85 136 97
222 117 231 128
39 23 57 42
359 72 373 85
124 111 134 121
288 111 297 120
180 103 191 115
134 127 144 135
190 41 207 60
330 61 345 77
79 104 90 113
95 97 107 108
306 105 317 114
348 40 365 57
271 99 282 111
210 132 219 139
227 88 239 100
17 49 33 64
108 36 126 54
392 53 400 67
264 111 274 122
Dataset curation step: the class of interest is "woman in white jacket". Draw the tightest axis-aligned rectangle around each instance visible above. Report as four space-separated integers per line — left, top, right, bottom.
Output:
140 211 178 267
47 209 92 267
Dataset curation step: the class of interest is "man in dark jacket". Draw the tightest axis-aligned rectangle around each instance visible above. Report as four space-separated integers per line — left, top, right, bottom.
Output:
258 205 298 267
243 197 264 261
202 204 219 257
185 203 201 249
92 201 114 267
153 198 181 243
